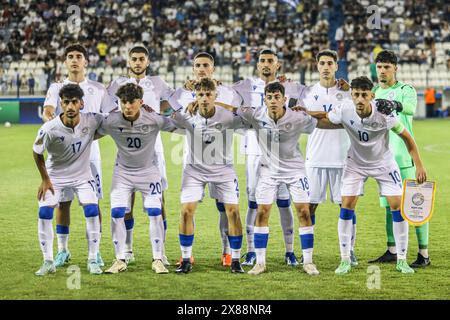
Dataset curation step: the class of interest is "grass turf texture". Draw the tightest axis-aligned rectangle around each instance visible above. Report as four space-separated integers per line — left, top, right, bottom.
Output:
0 119 449 299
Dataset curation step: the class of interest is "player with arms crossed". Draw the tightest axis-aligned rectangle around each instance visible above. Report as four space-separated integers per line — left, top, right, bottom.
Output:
170 78 246 274
107 46 174 266
97 83 176 274
232 49 305 267
309 76 427 274
301 49 356 265
369 50 430 268
33 84 103 276
169 52 243 266
42 44 112 268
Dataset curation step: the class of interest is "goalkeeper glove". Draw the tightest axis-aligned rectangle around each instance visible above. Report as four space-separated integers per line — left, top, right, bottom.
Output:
375 99 403 115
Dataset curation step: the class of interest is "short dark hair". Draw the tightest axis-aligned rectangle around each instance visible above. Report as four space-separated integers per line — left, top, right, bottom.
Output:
350 76 374 91
316 49 338 62
64 43 88 60
375 50 398 65
129 45 149 57
194 78 216 92
193 52 214 64
259 49 277 58
59 84 84 100
264 82 285 96
116 83 144 102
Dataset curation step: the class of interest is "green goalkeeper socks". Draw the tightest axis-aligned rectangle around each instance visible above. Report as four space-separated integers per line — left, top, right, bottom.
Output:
385 207 396 247
415 222 429 249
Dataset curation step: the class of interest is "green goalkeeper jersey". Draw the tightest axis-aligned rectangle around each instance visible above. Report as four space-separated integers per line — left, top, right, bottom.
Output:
373 81 417 168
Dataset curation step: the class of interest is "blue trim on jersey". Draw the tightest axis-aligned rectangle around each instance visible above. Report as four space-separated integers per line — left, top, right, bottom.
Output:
83 204 99 217
56 225 69 234
248 201 258 209
254 232 269 249
38 206 54 220
163 219 167 231
111 207 126 218
353 213 357 224
392 210 404 222
300 233 314 250
228 235 243 250
179 234 194 247
340 208 354 220
125 218 134 230
147 208 162 217
276 199 290 208
215 201 225 212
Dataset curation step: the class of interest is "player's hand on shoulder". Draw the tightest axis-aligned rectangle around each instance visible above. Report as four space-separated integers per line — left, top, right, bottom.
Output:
43 107 56 122
337 78 350 91
38 179 54 201
291 105 308 112
184 79 196 91
375 99 402 115
186 101 198 115
142 104 155 113
277 75 290 83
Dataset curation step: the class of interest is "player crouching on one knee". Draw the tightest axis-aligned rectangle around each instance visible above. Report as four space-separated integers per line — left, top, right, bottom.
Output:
306 76 427 275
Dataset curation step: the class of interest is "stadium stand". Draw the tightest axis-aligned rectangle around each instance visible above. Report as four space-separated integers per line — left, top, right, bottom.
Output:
0 0 449 94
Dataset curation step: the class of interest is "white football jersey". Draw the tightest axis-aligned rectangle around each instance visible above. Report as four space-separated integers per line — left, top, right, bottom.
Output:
328 101 399 168
97 109 175 174
168 84 243 164
107 75 174 113
168 84 242 112
171 106 247 182
233 77 306 155
301 82 351 168
238 106 317 178
44 78 114 114
44 78 114 162
33 113 103 183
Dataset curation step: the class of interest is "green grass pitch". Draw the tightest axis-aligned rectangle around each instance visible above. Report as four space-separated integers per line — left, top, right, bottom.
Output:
0 119 449 300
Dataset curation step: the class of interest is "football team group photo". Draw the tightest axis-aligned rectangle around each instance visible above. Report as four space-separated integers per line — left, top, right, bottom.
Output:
0 0 449 301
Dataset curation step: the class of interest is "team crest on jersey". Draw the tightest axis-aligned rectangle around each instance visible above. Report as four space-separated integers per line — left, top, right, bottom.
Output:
314 95 319 101
82 127 89 134
336 93 343 101
87 87 94 95
141 125 150 133
215 123 223 130
119 127 124 132
252 85 257 91
191 92 196 98
59 136 65 142
350 120 354 125
285 123 292 130
388 91 396 100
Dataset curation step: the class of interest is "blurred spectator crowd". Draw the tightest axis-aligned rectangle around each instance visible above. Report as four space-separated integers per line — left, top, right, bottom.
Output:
0 0 449 94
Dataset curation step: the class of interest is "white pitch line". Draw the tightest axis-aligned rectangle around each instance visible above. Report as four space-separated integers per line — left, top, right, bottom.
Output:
423 144 450 154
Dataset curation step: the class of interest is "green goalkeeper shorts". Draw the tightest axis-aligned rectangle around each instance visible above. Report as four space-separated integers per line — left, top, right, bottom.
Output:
379 166 416 207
